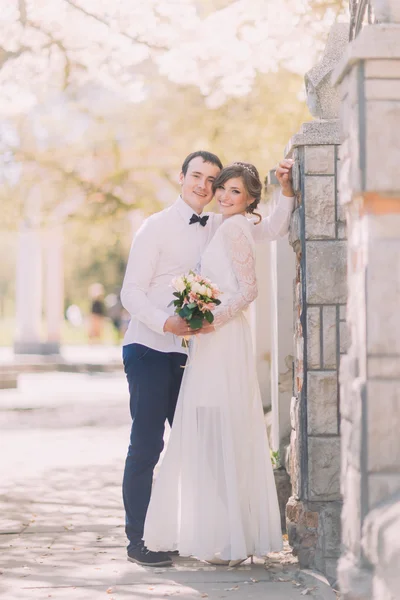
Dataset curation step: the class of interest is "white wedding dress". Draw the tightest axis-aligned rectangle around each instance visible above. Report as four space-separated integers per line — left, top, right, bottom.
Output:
144 214 283 560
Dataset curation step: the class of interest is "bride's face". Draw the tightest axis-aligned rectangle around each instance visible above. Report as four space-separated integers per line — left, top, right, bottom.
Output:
215 177 253 218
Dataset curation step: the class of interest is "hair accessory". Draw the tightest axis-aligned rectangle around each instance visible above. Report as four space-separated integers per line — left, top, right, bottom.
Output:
232 162 256 178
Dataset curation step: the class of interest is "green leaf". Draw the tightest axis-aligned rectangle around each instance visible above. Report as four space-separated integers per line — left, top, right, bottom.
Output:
187 302 197 309
179 305 191 319
172 292 181 298
204 311 214 324
190 318 203 329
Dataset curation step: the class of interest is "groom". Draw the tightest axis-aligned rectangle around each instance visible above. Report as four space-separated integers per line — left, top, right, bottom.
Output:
121 150 294 566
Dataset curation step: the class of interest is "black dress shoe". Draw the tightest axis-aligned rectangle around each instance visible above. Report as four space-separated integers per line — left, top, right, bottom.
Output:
127 542 173 567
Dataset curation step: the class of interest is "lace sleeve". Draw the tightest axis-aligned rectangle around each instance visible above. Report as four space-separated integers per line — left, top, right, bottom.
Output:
213 219 258 328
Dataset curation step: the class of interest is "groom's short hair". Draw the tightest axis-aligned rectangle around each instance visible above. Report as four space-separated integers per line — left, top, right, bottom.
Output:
181 151 223 176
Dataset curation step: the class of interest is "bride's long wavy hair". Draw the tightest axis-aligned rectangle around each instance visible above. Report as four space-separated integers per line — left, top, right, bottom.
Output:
212 162 263 224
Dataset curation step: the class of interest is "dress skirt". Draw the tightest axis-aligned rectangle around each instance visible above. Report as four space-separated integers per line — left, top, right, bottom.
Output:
144 312 283 560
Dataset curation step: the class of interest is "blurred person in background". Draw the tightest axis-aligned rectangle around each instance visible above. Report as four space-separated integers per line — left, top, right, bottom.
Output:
105 291 125 344
88 283 106 343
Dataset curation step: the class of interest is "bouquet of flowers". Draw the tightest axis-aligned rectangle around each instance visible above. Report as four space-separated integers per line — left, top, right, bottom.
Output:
169 271 222 344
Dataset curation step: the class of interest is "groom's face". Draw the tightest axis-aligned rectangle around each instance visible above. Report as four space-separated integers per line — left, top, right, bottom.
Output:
179 156 221 213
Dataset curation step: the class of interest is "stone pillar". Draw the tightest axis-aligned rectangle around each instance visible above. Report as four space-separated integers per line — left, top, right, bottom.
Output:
286 121 345 584
14 222 43 354
284 23 349 585
332 13 400 600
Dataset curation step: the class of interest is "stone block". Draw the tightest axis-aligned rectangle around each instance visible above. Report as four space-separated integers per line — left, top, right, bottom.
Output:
308 372 338 435
341 407 362 473
341 465 362 557
338 551 373 600
365 59 400 79
308 436 341 501
338 222 347 239
367 380 400 472
373 1 400 24
306 241 347 304
341 408 358 466
368 473 400 508
289 207 301 253
307 307 321 369
304 145 335 175
340 304 347 320
337 155 353 205
365 79 400 100
305 176 336 239
289 119 341 148
367 239 400 354
367 356 400 379
318 501 342 557
290 428 301 499
372 576 396 600
366 100 400 192
340 368 363 428
286 497 318 568
368 214 400 240
362 492 400 600
340 418 351 491
290 395 301 431
304 23 348 120
340 320 350 354
324 558 339 587
337 196 346 222
322 306 337 368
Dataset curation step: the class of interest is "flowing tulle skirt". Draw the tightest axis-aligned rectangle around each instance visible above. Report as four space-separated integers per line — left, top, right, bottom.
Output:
144 313 283 560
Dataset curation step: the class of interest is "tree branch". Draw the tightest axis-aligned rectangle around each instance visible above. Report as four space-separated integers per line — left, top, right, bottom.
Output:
18 151 134 212
0 46 30 70
27 21 72 89
18 0 28 26
63 0 169 51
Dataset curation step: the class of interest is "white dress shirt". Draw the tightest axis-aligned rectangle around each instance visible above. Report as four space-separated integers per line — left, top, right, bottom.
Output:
121 193 294 354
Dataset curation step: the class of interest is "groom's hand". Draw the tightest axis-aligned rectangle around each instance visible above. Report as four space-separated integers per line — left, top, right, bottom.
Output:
164 316 194 336
163 316 204 336
275 159 294 197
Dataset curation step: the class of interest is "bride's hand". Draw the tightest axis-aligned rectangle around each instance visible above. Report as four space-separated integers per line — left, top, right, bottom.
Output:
196 323 215 335
275 159 294 196
164 316 194 336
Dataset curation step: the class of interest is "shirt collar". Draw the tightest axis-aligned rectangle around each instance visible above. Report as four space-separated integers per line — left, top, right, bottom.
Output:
174 195 202 224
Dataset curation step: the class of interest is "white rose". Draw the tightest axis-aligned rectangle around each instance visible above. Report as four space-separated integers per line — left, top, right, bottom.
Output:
191 282 203 294
187 273 195 283
200 284 209 296
172 277 186 293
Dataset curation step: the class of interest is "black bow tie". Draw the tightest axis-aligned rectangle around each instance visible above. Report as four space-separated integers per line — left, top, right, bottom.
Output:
189 214 209 227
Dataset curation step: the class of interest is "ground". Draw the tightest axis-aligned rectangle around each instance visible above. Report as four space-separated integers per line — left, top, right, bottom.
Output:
0 369 338 600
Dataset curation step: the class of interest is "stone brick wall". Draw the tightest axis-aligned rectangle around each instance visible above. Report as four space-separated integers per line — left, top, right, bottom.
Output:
332 11 400 600
285 121 345 585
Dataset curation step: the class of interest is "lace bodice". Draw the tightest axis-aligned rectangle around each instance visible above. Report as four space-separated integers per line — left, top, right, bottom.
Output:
200 215 258 328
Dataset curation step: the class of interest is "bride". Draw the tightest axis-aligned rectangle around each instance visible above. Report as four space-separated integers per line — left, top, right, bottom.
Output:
143 162 283 566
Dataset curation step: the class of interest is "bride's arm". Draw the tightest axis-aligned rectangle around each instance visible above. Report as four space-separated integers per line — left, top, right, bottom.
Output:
213 221 258 328
251 191 294 242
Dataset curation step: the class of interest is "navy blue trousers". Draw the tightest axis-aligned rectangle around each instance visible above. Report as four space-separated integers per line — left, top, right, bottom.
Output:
122 343 187 550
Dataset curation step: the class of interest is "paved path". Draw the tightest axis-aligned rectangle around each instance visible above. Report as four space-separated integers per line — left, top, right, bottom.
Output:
0 372 338 600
